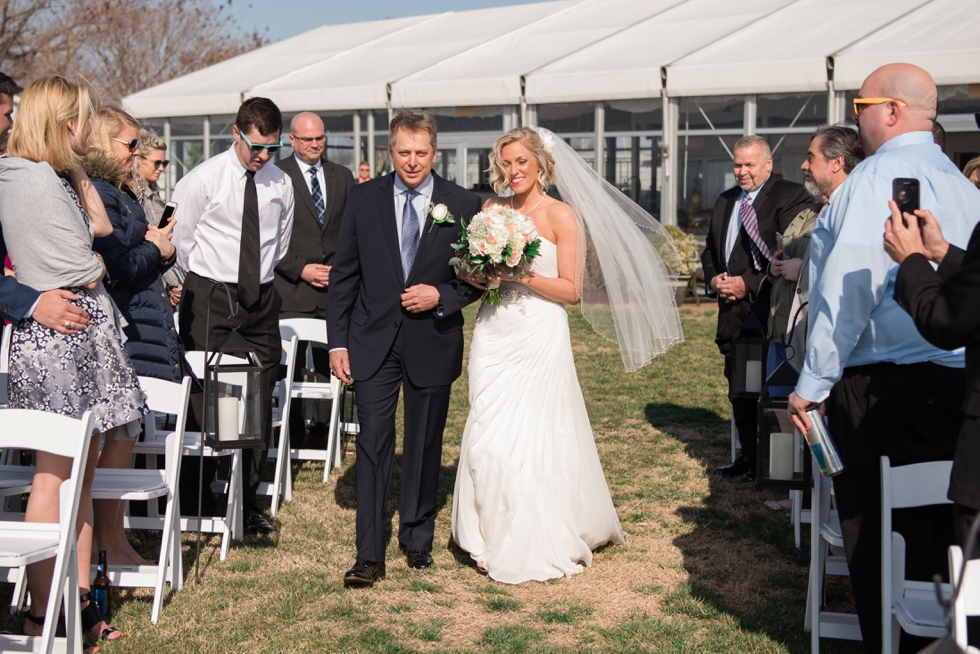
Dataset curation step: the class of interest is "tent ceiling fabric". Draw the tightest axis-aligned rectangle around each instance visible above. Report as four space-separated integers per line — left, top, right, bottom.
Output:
123 0 980 119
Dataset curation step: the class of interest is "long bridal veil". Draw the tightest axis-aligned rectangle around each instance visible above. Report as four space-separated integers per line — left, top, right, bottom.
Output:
534 127 684 372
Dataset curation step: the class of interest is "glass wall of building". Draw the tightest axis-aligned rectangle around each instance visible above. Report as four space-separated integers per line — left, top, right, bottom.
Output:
603 99 663 217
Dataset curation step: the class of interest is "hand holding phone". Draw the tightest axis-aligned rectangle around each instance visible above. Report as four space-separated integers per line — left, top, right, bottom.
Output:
892 178 919 222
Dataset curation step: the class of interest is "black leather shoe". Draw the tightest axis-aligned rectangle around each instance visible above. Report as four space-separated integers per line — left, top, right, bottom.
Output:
713 454 755 477
245 510 276 534
405 550 433 570
741 470 756 483
344 559 385 587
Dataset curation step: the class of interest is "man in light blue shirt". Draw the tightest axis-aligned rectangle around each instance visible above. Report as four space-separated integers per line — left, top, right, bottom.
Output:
788 63 980 653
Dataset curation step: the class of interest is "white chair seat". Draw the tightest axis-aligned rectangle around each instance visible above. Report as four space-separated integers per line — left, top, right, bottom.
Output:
819 514 844 548
91 469 167 501
893 598 947 633
0 523 62 565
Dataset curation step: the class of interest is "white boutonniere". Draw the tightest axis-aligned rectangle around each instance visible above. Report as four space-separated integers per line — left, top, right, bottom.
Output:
427 203 455 232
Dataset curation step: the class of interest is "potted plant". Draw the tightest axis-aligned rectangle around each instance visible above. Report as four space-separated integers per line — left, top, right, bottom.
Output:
660 225 697 306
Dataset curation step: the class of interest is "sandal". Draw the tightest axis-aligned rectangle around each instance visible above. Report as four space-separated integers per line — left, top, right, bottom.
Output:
476 562 489 575
22 611 67 638
79 593 124 642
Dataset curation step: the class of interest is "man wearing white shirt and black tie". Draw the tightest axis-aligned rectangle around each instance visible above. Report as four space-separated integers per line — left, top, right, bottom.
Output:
275 112 354 448
172 97 294 534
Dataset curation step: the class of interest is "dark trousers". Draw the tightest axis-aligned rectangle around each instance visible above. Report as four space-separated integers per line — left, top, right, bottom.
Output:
178 272 283 516
353 328 451 562
280 310 332 444
828 362 964 654
724 352 758 458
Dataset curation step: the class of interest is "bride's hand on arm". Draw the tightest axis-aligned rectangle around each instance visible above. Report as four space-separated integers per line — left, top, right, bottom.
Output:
68 167 113 238
456 267 488 290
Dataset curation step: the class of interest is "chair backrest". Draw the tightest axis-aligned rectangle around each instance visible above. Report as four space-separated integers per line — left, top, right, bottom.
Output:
949 545 980 648
277 335 298 426
279 318 328 346
138 375 192 441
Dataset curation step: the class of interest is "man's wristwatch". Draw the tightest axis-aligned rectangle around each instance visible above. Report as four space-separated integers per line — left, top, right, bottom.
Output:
435 296 444 317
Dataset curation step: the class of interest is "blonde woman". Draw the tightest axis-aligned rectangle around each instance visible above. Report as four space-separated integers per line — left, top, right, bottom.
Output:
451 128 682 583
0 75 142 645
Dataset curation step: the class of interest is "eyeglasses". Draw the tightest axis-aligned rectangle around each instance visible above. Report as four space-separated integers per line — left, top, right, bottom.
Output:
240 132 283 155
139 155 169 169
853 97 908 116
112 137 139 152
292 134 326 144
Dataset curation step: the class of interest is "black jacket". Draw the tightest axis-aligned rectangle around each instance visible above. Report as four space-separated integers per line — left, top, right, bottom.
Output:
274 155 355 315
91 173 183 382
700 175 810 351
326 172 482 387
894 224 980 509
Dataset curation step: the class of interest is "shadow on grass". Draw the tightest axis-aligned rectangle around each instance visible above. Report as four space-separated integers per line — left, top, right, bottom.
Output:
644 402 862 654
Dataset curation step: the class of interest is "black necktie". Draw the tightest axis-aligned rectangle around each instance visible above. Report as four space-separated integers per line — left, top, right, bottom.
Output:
238 170 261 307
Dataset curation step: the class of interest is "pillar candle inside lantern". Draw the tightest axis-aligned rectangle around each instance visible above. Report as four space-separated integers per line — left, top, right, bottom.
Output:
217 395 239 441
769 432 795 480
745 360 763 393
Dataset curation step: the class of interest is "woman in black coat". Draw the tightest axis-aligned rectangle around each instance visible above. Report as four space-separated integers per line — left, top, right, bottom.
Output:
86 106 182 570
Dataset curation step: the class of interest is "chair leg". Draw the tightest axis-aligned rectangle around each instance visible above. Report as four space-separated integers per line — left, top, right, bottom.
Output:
270 427 287 519
10 565 26 615
792 490 802 549
65 547 81 654
324 379 342 483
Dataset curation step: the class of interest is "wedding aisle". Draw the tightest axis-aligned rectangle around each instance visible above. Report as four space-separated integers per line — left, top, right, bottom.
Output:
0 306 856 653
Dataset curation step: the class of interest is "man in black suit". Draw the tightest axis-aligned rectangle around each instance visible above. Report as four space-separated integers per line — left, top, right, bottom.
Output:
275 112 355 446
700 135 810 479
327 109 482 586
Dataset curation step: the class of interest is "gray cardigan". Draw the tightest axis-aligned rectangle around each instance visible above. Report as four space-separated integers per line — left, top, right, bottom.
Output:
0 157 104 291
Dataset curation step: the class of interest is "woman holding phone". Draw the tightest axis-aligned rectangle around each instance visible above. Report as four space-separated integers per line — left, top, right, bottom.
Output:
86 105 187 567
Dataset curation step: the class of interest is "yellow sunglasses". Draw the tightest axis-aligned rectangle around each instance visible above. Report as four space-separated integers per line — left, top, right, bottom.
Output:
853 97 907 116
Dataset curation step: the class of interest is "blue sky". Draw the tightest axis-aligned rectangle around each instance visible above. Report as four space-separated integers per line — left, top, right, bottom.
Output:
220 0 545 43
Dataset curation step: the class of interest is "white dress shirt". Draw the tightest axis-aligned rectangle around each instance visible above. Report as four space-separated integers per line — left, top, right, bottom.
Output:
296 154 326 207
393 172 434 245
723 177 768 266
172 147 294 284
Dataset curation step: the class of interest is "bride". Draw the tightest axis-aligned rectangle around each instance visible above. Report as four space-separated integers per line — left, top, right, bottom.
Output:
451 127 683 584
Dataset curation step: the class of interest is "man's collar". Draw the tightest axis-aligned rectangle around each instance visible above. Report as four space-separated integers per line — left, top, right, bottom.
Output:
876 131 934 155
228 146 249 180
295 153 321 171
393 171 433 196
740 174 770 200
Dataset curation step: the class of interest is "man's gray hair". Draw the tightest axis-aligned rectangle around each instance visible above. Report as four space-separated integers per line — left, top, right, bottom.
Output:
138 128 166 153
388 108 438 150
812 124 864 173
733 134 771 158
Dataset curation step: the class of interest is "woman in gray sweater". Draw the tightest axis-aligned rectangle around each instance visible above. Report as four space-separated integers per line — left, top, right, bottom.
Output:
0 75 141 646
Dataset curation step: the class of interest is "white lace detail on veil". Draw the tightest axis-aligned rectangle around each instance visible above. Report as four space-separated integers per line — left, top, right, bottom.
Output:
534 127 684 371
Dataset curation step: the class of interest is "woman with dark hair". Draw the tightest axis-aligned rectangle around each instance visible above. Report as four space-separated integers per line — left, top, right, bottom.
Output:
86 106 185 568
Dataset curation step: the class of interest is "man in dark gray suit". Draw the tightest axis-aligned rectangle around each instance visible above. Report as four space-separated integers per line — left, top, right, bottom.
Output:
275 112 355 446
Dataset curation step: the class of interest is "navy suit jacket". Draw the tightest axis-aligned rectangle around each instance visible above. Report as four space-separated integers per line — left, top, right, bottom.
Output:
326 172 482 387
0 223 41 323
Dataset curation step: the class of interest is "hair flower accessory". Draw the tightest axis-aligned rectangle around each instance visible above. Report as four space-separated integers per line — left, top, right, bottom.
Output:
427 203 455 232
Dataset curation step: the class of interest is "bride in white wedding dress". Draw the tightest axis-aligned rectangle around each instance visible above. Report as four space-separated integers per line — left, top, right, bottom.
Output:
451 128 683 584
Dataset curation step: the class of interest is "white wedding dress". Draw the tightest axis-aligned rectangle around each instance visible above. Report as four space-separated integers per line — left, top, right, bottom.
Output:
451 237 626 584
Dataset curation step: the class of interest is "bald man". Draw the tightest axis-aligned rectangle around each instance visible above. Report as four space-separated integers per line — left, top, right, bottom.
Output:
788 64 980 653
275 112 355 446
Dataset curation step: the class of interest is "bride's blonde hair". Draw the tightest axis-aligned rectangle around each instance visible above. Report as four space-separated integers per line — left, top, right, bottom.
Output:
487 127 556 195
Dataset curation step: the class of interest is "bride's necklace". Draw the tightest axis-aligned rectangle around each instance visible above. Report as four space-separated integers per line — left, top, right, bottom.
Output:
510 193 546 216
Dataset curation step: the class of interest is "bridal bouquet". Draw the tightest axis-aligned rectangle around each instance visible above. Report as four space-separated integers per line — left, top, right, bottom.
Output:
449 204 542 305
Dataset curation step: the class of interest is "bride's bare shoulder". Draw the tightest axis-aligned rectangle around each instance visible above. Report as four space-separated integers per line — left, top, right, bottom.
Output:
483 197 509 210
544 198 576 232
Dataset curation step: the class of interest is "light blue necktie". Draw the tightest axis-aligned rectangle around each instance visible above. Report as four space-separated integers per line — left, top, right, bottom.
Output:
401 189 420 283
309 167 325 225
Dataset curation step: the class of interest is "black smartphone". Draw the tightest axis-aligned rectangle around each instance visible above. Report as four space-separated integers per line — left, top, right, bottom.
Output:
160 201 177 225
892 178 919 216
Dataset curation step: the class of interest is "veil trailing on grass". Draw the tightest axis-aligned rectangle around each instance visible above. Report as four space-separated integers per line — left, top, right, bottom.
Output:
535 127 684 372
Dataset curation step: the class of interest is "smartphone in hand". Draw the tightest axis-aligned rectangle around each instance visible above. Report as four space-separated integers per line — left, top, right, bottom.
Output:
892 178 920 220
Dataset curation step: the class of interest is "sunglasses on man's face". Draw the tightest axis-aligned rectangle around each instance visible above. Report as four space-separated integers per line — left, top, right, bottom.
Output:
240 132 283 155
140 155 169 169
112 137 139 152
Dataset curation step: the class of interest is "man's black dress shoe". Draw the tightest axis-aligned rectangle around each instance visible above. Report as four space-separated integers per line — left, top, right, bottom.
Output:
245 510 276 534
344 559 386 587
405 550 433 569
741 470 756 483
713 454 755 477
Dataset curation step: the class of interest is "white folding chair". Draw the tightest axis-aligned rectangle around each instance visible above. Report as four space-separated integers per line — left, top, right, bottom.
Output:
256 335 297 519
91 376 191 624
275 318 342 483
0 322 11 409
806 463 861 651
949 544 980 652
882 456 954 654
0 410 94 654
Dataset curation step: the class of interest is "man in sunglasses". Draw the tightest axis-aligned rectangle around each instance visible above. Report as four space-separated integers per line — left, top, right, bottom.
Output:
171 97 295 535
788 63 980 653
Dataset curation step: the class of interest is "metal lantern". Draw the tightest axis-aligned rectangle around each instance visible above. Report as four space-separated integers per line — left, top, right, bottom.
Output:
203 329 264 451
731 313 768 399
755 360 811 491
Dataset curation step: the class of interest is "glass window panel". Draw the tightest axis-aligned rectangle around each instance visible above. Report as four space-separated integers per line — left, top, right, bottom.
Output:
325 136 356 170
604 99 662 132
762 133 811 186
537 102 595 133
758 93 826 129
170 116 205 137
170 139 204 184
938 85 980 115
678 96 743 131
140 119 167 137
210 137 233 157
677 134 740 230
600 135 661 216
209 115 237 137
435 149 457 184
426 106 503 133
465 148 492 192
374 134 391 176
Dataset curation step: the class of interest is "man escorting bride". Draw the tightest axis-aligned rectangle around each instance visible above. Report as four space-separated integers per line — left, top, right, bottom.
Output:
329 113 682 587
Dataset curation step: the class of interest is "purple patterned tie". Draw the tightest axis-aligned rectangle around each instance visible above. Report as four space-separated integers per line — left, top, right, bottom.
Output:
739 193 771 271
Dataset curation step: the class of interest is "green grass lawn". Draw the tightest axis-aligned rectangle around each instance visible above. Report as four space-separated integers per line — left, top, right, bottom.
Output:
0 306 864 653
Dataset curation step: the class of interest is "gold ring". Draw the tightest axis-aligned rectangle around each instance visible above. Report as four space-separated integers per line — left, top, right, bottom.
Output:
65 321 72 330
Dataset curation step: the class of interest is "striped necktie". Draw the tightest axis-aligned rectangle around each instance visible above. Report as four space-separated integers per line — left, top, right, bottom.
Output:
739 193 771 271
401 189 420 283
309 166 325 225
